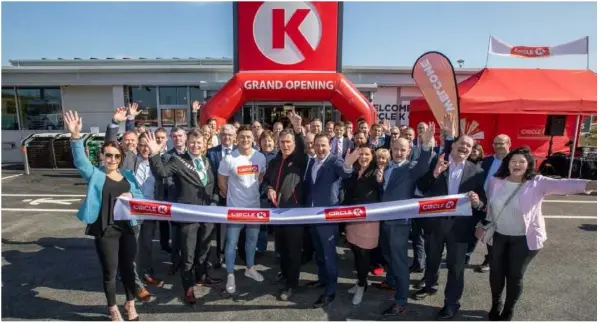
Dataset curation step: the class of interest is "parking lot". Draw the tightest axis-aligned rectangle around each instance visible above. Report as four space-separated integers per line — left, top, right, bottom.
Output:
1 169 596 321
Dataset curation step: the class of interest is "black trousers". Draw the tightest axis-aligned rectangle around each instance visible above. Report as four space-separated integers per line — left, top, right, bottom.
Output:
275 225 304 289
95 225 137 306
424 224 469 307
350 244 370 287
180 222 214 290
302 225 314 263
490 232 539 313
171 222 182 268
159 221 170 250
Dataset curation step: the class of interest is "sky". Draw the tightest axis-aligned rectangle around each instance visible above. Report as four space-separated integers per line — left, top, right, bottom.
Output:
1 1 597 71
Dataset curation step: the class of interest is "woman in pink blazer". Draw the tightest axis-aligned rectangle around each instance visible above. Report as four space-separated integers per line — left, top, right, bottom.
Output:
486 147 596 321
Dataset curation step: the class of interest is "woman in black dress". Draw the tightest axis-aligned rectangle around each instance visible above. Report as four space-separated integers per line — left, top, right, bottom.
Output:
66 111 144 321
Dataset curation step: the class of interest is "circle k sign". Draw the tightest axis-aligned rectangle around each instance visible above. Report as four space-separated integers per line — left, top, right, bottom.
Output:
253 2 322 65
236 1 340 72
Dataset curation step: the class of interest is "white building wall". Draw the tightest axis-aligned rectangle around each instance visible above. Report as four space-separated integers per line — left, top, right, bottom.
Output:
61 86 117 133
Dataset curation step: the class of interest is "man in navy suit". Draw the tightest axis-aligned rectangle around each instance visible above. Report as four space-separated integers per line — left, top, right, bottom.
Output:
330 121 354 159
205 124 237 267
304 133 360 308
466 134 511 272
378 123 435 317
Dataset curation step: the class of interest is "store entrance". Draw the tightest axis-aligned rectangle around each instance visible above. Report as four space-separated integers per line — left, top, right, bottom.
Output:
240 102 342 128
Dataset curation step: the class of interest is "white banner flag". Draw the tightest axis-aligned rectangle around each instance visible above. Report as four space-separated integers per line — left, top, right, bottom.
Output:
488 36 589 58
113 194 473 225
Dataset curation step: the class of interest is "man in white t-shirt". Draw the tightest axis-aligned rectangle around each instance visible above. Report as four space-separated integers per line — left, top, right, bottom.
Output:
218 125 267 295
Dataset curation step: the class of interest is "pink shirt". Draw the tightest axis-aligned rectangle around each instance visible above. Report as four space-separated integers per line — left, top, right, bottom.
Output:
487 175 589 250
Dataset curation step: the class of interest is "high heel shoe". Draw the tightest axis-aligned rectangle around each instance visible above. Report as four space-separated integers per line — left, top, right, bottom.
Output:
123 300 139 321
108 305 124 321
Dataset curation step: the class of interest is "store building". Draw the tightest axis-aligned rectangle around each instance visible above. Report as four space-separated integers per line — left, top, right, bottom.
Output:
1 57 479 163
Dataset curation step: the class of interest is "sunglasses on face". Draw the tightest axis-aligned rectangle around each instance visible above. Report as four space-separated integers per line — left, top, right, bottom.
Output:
104 153 122 159
391 132 400 136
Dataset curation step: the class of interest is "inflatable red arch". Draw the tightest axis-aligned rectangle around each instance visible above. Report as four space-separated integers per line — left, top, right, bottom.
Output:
199 72 375 127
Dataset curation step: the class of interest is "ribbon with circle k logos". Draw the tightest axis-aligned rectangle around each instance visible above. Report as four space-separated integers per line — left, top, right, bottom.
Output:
113 194 473 225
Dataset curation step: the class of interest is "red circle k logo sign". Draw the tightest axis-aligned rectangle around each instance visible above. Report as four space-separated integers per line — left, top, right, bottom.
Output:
253 2 322 65
236 2 339 72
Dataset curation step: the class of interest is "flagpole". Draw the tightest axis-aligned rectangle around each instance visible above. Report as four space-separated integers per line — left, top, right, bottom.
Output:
586 36 590 70
485 35 491 67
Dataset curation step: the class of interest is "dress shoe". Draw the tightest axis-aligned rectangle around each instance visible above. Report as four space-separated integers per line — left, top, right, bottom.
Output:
196 277 223 287
184 288 196 305
375 281 396 291
313 294 335 308
436 305 460 320
143 274 164 287
135 287 152 302
409 266 424 274
412 287 437 300
382 304 408 317
488 301 503 321
212 255 224 269
305 281 325 288
475 263 490 273
161 245 173 255
169 264 180 276
414 278 426 290
499 308 513 321
279 288 294 301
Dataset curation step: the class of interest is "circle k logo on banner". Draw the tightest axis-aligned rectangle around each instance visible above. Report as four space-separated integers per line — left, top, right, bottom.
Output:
418 198 458 214
253 1 322 65
324 206 367 221
227 209 271 222
129 200 172 218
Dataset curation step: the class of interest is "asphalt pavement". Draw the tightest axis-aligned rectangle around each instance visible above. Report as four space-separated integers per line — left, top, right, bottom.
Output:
1 170 596 321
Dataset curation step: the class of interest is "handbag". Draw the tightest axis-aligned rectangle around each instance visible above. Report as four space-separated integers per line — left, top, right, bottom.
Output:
475 182 524 245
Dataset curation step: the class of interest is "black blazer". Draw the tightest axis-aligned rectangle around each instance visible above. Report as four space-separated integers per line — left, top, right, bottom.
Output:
481 155 496 180
417 160 487 242
149 153 219 209
342 163 381 206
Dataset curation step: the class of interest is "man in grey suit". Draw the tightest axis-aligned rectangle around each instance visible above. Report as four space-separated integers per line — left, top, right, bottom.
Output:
378 123 436 318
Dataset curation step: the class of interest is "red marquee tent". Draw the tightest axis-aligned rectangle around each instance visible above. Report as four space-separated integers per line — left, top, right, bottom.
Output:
409 68 597 160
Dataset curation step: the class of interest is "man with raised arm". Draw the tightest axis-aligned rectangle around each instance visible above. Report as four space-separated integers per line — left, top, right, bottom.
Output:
261 111 307 301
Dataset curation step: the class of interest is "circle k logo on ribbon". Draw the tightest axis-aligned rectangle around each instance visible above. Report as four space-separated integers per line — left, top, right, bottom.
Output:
253 1 322 65
129 200 172 218
324 206 367 221
418 198 458 214
227 209 271 222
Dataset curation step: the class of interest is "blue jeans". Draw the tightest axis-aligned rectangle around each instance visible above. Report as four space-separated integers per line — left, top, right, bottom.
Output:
381 221 411 306
257 225 268 253
225 224 260 273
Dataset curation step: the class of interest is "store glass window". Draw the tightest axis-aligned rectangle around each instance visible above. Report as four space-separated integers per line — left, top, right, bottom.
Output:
129 86 158 126
159 86 188 105
2 87 19 130
17 88 63 130
189 86 204 104
206 90 219 103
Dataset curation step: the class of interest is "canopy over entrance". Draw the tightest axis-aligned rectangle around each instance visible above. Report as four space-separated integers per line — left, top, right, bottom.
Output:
411 68 597 115
200 72 375 126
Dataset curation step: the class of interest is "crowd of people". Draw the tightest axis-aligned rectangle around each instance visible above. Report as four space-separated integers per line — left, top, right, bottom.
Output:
65 102 596 321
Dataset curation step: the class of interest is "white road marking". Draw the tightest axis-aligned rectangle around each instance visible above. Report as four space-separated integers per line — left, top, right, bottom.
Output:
2 208 77 213
23 198 81 205
543 215 597 219
2 194 86 197
544 200 596 204
1 174 23 180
